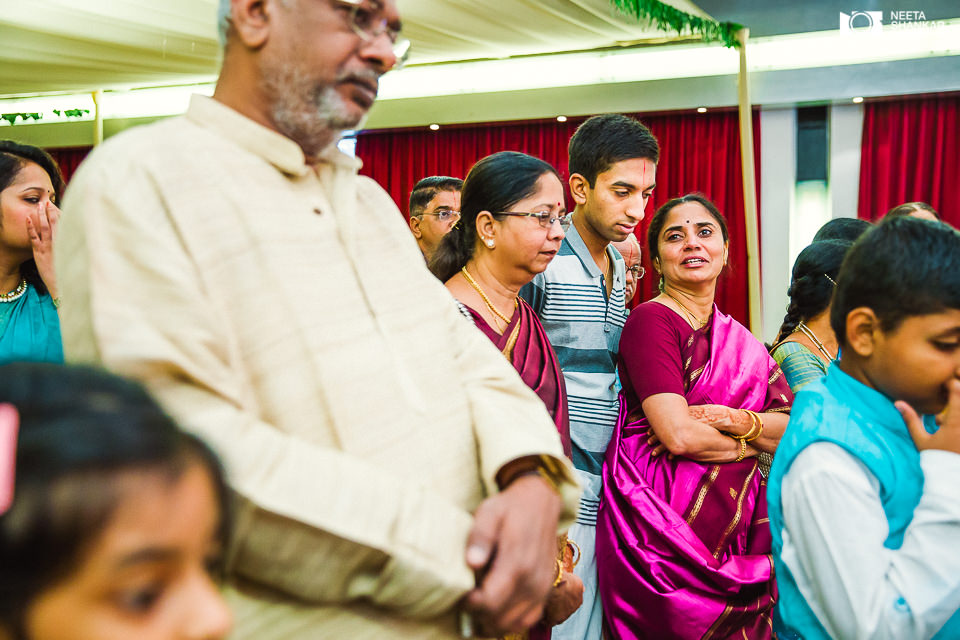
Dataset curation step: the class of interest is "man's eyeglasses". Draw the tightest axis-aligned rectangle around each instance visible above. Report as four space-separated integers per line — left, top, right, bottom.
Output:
627 264 646 279
416 210 460 223
336 0 411 68
496 211 572 232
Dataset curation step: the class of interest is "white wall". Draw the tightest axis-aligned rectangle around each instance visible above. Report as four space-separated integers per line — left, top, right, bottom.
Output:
829 103 865 219
759 108 797 343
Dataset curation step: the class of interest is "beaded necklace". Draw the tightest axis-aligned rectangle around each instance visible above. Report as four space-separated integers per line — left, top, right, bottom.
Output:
0 279 27 303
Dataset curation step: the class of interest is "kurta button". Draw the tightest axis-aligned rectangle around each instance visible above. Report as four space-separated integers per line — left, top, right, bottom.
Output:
313 207 323 215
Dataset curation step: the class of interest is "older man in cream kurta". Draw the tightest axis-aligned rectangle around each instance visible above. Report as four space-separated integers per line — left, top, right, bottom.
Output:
55 0 579 638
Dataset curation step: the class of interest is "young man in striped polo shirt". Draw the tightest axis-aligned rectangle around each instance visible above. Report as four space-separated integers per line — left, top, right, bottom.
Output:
521 114 659 640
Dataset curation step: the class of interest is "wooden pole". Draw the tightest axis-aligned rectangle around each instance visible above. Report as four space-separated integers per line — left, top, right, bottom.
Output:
93 90 104 146
736 28 762 339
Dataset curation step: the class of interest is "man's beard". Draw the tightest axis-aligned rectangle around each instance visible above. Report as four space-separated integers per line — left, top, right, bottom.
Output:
261 63 374 159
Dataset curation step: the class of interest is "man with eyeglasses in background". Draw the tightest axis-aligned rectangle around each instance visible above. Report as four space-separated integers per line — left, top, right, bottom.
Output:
610 232 644 308
408 175 463 263
56 1 580 639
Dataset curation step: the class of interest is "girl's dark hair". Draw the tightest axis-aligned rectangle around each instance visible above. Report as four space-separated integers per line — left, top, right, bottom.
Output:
646 193 729 275
429 151 560 282
0 363 230 634
0 141 66 297
812 217 872 243
774 240 852 344
831 216 960 347
884 201 940 221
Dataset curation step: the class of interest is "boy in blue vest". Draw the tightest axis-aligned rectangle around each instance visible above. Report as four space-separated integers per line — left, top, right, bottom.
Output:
768 216 960 639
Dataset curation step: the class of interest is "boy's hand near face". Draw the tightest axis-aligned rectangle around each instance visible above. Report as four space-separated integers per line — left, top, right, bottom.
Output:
898 378 960 454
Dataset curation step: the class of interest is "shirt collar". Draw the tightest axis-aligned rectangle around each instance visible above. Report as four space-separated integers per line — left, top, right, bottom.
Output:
564 219 623 281
185 94 362 177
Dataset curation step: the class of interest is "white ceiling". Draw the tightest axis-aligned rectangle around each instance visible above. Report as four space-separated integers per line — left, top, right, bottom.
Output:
0 0 712 97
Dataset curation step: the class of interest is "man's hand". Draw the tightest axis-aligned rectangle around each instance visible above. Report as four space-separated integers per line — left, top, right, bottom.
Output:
462 474 562 636
898 378 960 455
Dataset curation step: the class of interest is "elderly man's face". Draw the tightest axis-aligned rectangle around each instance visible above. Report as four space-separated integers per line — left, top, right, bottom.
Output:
612 236 642 303
261 0 401 155
622 249 642 302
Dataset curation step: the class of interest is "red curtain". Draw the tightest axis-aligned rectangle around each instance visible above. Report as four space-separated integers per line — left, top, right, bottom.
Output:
357 109 760 325
46 146 92 186
858 93 960 225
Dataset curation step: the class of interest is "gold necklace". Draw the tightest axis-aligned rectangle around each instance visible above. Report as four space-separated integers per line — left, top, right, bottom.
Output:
797 321 835 361
461 267 517 327
664 290 708 329
0 279 27 303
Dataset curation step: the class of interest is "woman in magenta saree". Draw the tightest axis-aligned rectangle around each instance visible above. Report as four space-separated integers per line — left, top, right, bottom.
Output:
598 195 793 639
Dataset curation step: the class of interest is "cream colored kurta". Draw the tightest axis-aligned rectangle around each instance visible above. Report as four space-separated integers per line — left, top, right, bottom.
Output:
56 95 579 639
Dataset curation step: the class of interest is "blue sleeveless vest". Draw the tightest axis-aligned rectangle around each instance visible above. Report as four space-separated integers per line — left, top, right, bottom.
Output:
767 363 960 639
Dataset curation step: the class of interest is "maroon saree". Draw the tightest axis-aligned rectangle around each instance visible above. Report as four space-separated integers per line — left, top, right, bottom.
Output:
461 298 571 457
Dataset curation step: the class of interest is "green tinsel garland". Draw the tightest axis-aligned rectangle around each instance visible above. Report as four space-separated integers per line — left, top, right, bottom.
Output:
609 0 744 48
0 108 90 126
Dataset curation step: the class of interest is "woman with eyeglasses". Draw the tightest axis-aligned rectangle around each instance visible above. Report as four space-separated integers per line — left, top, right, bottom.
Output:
598 194 793 639
770 240 853 393
430 151 582 639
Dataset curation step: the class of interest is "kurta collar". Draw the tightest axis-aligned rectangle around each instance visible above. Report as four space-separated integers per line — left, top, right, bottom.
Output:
185 95 362 177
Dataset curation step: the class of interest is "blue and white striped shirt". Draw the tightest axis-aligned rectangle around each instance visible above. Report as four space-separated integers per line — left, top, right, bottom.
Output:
521 222 628 526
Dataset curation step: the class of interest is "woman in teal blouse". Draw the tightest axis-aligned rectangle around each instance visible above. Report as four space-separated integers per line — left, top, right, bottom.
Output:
0 141 64 363
770 240 853 393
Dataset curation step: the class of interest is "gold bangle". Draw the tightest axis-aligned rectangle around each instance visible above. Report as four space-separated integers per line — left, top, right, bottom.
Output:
552 558 564 587
743 409 764 442
734 436 747 462
737 409 760 441
566 539 581 569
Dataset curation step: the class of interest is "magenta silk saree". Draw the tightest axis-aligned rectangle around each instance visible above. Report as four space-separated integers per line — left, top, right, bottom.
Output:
598 307 790 639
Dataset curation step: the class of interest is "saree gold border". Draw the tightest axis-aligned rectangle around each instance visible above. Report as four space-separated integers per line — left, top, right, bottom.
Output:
685 464 721 525
501 321 521 361
713 462 759 558
701 603 734 640
688 364 706 387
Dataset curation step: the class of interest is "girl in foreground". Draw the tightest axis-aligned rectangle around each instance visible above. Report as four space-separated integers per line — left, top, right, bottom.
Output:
0 362 232 640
